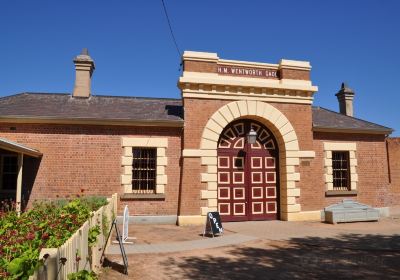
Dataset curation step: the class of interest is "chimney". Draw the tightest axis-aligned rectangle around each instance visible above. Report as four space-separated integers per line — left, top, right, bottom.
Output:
335 82 355 117
72 48 95 98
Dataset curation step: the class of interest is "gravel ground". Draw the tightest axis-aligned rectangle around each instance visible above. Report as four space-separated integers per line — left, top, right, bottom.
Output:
100 219 400 279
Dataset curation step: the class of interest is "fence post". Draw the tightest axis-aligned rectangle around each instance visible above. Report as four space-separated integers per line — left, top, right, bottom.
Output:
39 248 58 280
113 193 118 217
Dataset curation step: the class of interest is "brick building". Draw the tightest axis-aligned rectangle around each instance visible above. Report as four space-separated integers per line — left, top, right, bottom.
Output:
0 50 398 224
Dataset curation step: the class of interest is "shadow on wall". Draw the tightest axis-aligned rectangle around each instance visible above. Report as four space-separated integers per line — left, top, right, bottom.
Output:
160 234 400 279
22 156 41 210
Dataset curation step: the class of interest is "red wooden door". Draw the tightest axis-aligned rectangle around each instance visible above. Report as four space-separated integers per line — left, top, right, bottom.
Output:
217 120 279 222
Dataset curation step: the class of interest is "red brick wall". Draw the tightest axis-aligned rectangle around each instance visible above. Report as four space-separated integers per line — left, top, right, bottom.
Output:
0 123 182 215
280 68 310 80
387 138 400 204
184 61 217 73
179 157 207 215
1 113 395 218
302 132 391 211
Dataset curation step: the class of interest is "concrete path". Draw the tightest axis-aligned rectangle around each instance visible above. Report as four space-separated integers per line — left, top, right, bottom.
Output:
106 218 400 255
106 233 257 254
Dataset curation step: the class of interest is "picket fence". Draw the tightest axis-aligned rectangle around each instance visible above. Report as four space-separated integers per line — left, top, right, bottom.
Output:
29 193 118 280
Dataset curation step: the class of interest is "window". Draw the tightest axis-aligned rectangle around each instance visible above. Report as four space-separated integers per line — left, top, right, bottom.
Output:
323 142 357 194
332 151 350 191
132 148 157 194
1 155 18 190
121 137 168 196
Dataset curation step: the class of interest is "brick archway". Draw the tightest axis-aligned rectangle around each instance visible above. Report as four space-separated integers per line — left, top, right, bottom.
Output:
199 100 301 221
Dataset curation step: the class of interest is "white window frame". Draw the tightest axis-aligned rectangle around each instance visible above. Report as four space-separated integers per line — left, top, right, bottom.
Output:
323 142 358 191
121 137 168 194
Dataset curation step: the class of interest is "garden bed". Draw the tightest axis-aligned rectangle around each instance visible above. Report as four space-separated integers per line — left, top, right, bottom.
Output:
0 194 117 280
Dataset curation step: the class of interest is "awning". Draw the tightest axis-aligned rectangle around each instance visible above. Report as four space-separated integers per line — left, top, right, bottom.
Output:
0 137 42 157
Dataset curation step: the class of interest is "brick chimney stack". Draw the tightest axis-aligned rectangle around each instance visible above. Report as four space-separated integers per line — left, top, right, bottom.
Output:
72 48 95 98
336 82 355 117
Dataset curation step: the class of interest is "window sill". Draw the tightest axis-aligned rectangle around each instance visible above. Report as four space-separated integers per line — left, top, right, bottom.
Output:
120 193 165 201
325 190 358 197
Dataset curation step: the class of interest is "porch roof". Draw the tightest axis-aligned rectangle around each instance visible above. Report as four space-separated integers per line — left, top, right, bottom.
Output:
0 137 42 157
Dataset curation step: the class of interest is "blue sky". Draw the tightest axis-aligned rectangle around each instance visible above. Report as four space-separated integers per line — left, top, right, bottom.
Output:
0 1 399 135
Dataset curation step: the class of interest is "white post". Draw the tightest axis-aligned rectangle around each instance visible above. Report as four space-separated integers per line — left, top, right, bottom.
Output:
120 205 135 244
16 153 23 215
113 193 118 217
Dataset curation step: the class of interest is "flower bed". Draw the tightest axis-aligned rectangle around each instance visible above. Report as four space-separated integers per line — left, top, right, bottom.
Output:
0 196 109 280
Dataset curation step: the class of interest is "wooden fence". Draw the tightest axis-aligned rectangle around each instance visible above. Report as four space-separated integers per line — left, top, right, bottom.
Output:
29 193 118 280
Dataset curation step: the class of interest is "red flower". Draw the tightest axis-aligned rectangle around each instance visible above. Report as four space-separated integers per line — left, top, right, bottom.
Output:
26 232 35 240
41 233 49 240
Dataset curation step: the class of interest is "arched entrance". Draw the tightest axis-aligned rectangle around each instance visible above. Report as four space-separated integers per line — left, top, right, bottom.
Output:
217 119 279 222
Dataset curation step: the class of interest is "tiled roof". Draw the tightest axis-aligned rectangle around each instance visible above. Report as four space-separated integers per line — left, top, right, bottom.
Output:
312 106 392 134
0 92 183 123
0 93 392 134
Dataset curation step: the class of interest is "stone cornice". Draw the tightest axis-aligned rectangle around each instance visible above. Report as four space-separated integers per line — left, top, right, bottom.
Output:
218 58 278 69
179 73 317 92
182 51 219 63
179 73 317 104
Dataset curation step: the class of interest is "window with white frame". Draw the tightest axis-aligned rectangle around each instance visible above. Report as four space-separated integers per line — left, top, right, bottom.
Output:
121 137 168 195
324 142 358 192
332 151 350 191
132 148 157 194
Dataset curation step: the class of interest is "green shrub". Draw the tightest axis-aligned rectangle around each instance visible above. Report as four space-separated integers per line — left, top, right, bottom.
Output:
79 196 107 212
88 225 101 247
67 270 98 280
0 196 108 280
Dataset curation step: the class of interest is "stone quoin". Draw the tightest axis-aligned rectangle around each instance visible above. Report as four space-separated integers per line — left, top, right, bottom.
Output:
0 49 398 224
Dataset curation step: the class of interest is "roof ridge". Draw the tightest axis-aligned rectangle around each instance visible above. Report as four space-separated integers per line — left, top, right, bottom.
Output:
24 92 70 95
11 92 182 102
0 92 33 100
92 94 182 101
